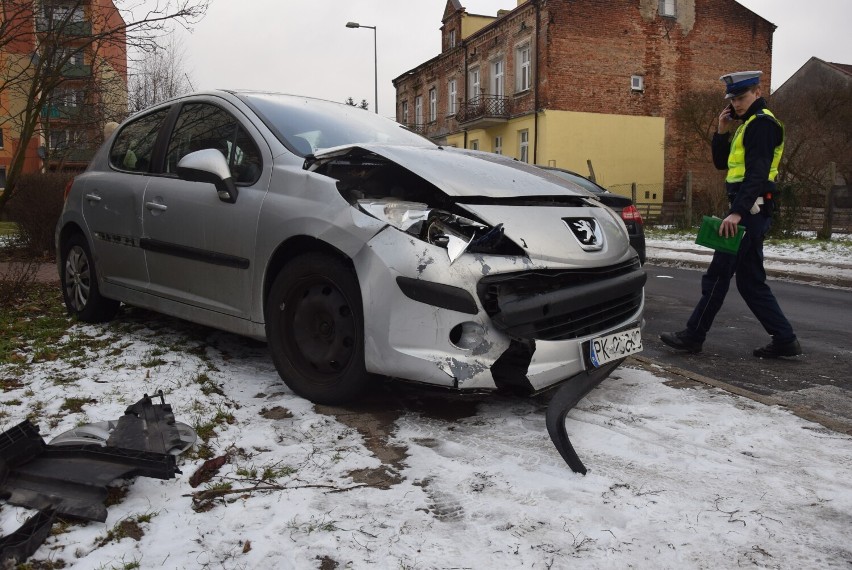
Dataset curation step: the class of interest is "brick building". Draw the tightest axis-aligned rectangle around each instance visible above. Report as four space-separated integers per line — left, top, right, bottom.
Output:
393 0 776 205
0 0 127 190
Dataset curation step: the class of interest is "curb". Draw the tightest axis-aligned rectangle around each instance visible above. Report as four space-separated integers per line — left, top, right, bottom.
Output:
628 355 852 436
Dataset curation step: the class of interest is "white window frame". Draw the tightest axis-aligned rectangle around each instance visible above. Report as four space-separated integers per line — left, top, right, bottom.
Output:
492 59 504 97
401 100 409 124
660 0 676 17
519 130 529 163
415 95 423 125
516 43 531 92
448 79 457 116
468 67 480 100
448 29 457 49
429 87 437 122
494 136 502 155
631 75 644 92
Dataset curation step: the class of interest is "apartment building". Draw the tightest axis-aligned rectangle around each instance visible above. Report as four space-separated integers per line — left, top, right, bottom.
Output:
0 0 127 189
393 0 776 202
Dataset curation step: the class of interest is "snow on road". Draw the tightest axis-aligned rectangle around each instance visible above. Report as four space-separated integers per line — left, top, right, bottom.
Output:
1 309 850 569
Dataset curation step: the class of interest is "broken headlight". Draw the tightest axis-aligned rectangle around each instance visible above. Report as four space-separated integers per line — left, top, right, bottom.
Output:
357 199 523 262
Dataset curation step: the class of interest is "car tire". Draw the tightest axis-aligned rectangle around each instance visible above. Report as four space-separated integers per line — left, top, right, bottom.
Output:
266 253 369 405
60 233 120 323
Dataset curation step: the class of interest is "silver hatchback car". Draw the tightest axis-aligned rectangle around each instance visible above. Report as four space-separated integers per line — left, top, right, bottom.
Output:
56 91 645 405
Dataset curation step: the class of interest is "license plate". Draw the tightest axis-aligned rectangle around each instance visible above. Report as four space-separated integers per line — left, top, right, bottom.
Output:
589 327 643 368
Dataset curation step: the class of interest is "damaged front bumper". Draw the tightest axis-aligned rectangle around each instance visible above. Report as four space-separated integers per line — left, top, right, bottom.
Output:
353 226 645 395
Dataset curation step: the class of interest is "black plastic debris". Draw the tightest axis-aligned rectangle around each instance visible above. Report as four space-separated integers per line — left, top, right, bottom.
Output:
0 508 56 566
0 392 189 524
545 359 622 475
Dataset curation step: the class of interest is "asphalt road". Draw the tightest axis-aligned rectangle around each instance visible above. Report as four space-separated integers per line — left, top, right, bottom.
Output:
642 263 852 429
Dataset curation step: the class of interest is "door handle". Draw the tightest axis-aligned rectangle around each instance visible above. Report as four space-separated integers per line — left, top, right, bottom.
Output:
85 193 102 202
145 201 168 212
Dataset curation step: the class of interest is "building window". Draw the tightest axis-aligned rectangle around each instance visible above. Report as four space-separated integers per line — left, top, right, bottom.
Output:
49 130 69 150
516 43 531 92
468 67 480 100
0 128 4 149
659 0 676 17
448 79 457 115
0 167 6 190
492 59 504 97
494 136 502 155
429 87 437 122
519 130 529 163
415 95 423 125
631 75 644 92
470 139 479 150
401 100 409 124
448 29 457 49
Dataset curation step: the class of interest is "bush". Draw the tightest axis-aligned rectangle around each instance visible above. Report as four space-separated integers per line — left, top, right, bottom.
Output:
768 181 802 238
5 172 72 255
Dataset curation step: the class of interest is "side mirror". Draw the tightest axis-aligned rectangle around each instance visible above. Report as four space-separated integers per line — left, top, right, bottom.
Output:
176 149 239 204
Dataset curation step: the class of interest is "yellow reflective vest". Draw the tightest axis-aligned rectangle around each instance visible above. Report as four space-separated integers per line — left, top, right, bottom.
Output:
725 108 784 184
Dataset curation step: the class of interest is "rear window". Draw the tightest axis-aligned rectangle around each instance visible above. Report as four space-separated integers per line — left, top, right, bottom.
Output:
110 108 170 173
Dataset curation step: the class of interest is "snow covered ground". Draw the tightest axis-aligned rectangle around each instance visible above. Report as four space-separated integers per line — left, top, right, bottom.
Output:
1 232 851 569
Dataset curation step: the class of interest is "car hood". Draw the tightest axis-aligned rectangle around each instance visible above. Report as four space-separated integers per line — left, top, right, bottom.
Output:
311 144 593 199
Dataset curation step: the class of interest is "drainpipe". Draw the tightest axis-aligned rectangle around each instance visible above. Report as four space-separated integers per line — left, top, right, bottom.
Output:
533 0 540 165
463 39 469 149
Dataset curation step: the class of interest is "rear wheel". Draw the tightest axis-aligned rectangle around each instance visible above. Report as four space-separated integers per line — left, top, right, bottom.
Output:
265 253 369 405
60 233 120 322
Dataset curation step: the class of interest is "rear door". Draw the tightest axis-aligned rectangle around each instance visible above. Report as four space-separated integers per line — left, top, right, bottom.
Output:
82 108 170 291
141 99 270 318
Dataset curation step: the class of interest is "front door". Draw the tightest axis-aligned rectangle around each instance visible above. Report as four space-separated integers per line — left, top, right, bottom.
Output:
141 101 268 319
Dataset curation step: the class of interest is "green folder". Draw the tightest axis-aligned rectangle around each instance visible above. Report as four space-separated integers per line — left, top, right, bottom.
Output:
695 216 745 254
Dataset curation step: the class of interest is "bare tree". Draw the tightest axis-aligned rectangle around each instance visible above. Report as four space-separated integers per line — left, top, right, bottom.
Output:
0 0 209 217
772 71 852 197
128 33 193 113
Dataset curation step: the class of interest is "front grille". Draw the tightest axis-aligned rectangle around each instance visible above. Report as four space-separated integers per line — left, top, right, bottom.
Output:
477 259 644 341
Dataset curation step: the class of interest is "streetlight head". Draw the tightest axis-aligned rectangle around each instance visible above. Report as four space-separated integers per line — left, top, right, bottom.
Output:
346 22 360 28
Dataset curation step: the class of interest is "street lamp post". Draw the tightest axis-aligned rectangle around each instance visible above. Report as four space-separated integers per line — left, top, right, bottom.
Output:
345 21 377 114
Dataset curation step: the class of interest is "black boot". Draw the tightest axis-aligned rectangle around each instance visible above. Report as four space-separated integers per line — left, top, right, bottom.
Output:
660 331 703 353
753 339 802 358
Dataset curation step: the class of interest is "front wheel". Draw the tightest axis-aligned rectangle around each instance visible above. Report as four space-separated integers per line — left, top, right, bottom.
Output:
265 253 369 405
60 233 120 322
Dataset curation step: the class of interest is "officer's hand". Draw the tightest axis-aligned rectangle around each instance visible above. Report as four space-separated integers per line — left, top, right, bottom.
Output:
718 106 735 134
719 213 742 238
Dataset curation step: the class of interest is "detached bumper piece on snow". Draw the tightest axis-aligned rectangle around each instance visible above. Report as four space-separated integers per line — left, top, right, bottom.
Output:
0 509 56 567
545 358 624 475
0 393 189 565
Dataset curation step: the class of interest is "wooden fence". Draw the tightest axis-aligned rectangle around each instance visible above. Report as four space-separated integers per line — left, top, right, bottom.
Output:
638 202 852 233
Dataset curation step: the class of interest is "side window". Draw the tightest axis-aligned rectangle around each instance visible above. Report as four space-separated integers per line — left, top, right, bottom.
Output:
110 108 169 173
165 103 262 184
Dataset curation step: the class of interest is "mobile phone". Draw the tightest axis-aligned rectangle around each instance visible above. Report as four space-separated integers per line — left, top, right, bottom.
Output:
726 104 738 120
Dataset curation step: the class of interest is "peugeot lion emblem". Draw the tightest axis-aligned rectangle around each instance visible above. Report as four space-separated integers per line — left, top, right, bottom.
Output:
563 218 604 251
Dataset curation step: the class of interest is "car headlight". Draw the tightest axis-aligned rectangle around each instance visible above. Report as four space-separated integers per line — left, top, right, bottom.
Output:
357 199 521 262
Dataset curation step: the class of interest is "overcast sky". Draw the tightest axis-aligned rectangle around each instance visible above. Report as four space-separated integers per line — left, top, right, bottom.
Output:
162 0 852 119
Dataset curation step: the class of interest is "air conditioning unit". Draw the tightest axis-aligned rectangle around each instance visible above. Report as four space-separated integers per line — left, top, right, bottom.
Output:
631 75 644 92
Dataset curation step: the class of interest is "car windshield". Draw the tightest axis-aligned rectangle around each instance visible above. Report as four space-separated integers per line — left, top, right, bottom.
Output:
238 92 435 156
545 169 606 195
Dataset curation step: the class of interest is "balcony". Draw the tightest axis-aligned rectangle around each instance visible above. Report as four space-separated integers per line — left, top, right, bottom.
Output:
61 64 92 78
455 95 512 128
36 18 93 36
41 105 81 121
404 123 426 135
46 147 96 164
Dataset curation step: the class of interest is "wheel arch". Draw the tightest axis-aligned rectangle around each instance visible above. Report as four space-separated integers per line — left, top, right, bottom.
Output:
262 236 356 309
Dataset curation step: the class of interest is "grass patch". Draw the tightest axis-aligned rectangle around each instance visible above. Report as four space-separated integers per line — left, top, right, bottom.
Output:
0 284 70 367
61 397 92 413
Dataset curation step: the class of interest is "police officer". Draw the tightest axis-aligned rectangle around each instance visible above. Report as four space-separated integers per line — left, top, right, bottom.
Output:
660 70 802 358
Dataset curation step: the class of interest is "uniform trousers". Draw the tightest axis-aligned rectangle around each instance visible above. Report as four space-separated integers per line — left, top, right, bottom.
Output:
685 208 796 344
